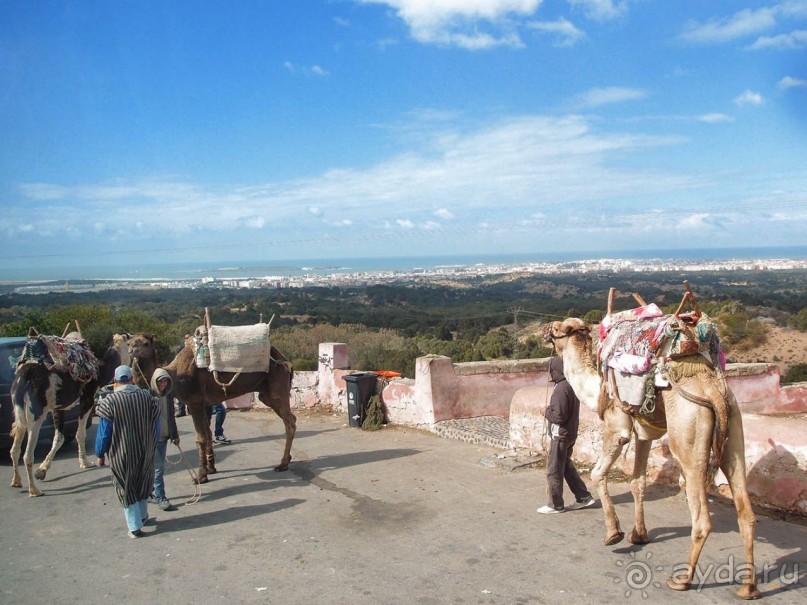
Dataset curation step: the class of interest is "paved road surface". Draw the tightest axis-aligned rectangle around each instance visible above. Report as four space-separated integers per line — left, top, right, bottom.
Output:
1 409 804 604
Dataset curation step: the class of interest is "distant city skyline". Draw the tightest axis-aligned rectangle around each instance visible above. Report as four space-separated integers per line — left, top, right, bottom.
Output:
2 1 806 278
3 245 807 284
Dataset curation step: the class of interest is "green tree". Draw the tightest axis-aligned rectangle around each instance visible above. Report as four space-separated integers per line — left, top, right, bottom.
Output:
477 328 514 360
582 309 605 324
789 308 807 332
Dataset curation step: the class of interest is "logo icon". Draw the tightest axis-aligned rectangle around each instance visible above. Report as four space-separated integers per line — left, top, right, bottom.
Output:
614 551 664 599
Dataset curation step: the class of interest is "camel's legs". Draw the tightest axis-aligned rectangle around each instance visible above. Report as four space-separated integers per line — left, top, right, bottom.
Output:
627 438 652 545
259 378 297 472
591 429 628 546
665 414 713 592
188 403 212 484
76 410 92 469
22 420 46 497
35 411 65 481
9 419 25 489
720 402 761 600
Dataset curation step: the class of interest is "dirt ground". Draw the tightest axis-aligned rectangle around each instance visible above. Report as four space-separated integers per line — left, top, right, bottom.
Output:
724 325 807 374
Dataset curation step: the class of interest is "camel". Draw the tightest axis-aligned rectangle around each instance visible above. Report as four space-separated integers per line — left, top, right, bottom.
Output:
9 331 99 496
543 317 760 600
159 343 296 484
99 333 159 387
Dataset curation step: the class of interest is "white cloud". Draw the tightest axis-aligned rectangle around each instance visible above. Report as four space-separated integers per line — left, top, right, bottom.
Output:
5 114 705 255
749 29 807 50
283 61 330 77
574 86 647 108
18 224 34 232
528 17 585 47
777 75 807 89
355 0 543 49
697 113 734 123
18 183 71 201
245 216 266 228
778 0 807 19
680 7 777 44
676 213 714 230
568 0 630 22
375 37 399 50
734 90 765 107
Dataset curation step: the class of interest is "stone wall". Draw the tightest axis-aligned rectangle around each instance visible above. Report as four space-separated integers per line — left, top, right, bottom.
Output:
246 341 807 516
510 363 807 516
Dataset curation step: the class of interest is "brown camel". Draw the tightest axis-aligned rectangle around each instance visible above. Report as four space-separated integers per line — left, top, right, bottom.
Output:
10 331 99 496
160 344 296 484
543 317 760 600
98 332 159 387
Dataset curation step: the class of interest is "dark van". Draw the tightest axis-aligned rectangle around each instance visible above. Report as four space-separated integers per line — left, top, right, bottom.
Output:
0 336 82 452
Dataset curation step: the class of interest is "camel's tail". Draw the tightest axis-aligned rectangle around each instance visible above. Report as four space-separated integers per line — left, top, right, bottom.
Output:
10 368 32 432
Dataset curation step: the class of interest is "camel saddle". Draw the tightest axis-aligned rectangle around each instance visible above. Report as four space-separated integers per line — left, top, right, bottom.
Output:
194 323 272 374
17 334 99 384
599 307 723 412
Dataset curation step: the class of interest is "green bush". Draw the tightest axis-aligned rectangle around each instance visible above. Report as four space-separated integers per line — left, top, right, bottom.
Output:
783 364 807 384
789 308 807 332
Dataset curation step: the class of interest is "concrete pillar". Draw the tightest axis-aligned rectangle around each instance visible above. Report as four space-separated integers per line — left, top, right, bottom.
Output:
415 355 458 425
318 343 348 407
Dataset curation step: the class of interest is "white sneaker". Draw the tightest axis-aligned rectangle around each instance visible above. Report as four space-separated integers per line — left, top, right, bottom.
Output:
568 496 596 510
536 505 564 514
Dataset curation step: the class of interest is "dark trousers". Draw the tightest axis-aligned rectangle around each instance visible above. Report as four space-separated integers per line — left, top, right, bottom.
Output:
205 403 226 437
546 438 591 510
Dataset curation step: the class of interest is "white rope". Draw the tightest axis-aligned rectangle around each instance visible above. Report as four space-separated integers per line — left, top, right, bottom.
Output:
165 442 203 505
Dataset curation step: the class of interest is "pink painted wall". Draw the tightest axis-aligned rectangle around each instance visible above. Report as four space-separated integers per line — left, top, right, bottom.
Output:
280 344 807 515
509 364 807 516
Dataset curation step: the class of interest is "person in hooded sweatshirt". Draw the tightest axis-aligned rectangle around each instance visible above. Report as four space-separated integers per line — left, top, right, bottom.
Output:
95 365 161 538
148 367 180 511
537 356 596 514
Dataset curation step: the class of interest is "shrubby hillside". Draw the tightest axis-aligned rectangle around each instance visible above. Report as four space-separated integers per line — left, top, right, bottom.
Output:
2 269 806 383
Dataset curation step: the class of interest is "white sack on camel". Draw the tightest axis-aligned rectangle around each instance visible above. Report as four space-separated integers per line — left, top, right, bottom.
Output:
207 324 272 373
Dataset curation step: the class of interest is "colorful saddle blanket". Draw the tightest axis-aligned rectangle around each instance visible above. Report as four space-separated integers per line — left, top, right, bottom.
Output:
599 307 723 408
17 334 99 383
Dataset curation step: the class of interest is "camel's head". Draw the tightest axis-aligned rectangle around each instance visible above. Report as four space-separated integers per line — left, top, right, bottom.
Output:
543 318 591 354
128 333 157 364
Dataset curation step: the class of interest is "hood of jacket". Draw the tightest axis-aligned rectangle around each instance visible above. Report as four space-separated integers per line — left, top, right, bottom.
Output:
549 356 566 384
150 367 173 394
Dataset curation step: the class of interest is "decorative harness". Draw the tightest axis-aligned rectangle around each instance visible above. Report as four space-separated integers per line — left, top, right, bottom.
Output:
547 322 722 414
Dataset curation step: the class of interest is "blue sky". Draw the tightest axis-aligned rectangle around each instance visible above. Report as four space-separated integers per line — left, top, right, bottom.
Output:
1 0 806 276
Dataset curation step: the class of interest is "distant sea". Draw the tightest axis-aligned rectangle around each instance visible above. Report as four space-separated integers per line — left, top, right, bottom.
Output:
4 246 807 282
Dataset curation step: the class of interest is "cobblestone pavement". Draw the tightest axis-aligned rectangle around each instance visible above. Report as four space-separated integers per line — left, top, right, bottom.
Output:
432 415 511 449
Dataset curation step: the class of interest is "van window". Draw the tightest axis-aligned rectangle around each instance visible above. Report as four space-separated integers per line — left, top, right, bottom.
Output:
0 345 23 385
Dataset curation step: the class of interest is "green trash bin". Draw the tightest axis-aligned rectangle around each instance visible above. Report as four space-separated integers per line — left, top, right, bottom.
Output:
343 373 377 427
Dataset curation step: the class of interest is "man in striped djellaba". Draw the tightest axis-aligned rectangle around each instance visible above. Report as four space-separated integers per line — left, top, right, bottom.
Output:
95 364 160 538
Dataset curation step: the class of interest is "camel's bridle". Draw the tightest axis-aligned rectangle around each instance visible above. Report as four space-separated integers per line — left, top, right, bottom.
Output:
128 345 151 388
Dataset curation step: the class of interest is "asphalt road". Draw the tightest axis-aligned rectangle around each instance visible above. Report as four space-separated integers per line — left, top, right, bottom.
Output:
1 409 804 605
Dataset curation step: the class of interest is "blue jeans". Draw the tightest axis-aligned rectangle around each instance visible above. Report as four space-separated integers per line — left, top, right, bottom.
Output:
124 499 148 531
152 439 168 500
206 403 226 437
